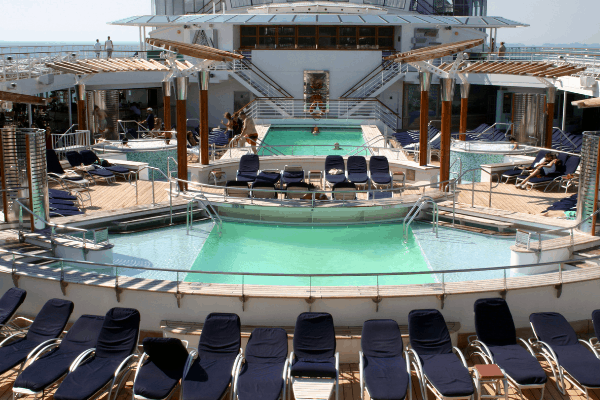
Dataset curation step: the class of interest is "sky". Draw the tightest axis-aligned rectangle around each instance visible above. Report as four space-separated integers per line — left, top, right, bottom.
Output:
0 0 599 45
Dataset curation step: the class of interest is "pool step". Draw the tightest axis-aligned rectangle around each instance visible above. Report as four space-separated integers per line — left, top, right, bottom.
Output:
571 246 600 267
424 210 515 233
109 210 210 233
0 242 54 265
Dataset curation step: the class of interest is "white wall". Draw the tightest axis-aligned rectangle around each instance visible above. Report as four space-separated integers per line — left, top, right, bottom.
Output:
250 50 383 99
187 77 250 128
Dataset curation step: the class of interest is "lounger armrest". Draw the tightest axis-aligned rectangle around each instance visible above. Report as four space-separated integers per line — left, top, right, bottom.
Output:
359 351 365 400
517 337 537 357
113 353 139 378
0 330 27 347
282 357 290 400
183 349 198 379
452 346 469 369
232 356 245 400
579 339 600 359
132 353 149 392
70 348 96 372
467 339 493 363
533 339 559 365
26 338 61 362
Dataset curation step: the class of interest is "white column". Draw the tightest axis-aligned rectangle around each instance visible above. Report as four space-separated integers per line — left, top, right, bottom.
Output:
562 91 568 131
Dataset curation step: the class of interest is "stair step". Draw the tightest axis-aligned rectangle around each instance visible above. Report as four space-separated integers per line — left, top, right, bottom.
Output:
426 210 515 232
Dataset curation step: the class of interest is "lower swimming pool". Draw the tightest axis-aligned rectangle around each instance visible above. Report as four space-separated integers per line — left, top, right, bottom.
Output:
259 127 368 156
94 221 515 286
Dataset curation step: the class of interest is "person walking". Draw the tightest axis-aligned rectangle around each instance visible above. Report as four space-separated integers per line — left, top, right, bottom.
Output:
105 36 114 59
222 112 235 142
94 39 102 58
240 111 258 154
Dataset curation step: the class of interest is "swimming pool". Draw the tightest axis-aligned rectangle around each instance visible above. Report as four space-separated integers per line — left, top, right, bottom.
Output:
259 127 368 156
70 221 516 286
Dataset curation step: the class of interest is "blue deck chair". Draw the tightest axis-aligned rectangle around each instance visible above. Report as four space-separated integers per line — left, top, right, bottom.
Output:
0 298 73 378
289 312 339 400
256 170 282 185
408 310 474 400
234 328 288 400
332 181 357 201
501 150 550 183
281 166 304 186
588 310 600 352
47 149 90 188
53 308 141 400
468 298 547 399
285 182 312 200
236 154 260 183
49 189 78 201
13 315 104 399
0 287 27 337
133 337 189 400
182 313 242 400
324 155 347 187
80 150 134 181
519 154 579 191
360 319 410 400
530 312 600 399
347 156 369 186
369 156 393 187
66 151 116 185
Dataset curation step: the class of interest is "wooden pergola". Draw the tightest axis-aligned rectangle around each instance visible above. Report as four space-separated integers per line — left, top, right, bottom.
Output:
45 58 179 74
450 61 587 78
384 39 485 63
572 97 600 108
0 90 48 105
145 38 243 62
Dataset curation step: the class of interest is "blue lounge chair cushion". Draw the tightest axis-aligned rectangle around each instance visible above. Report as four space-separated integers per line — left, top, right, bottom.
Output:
88 168 114 178
238 155 260 174
502 169 526 178
50 199 75 206
237 172 258 182
474 298 517 347
325 156 346 184
527 176 555 184
50 210 84 217
325 173 346 184
347 156 368 183
592 310 600 339
256 172 281 184
408 309 452 355
134 338 189 400
488 344 547 385
105 165 131 174
54 357 124 400
0 338 40 375
237 328 288 400
370 156 392 184
363 356 409 400
197 313 241 359
291 358 336 378
14 315 105 392
182 357 236 400
66 151 85 167
362 319 403 358
0 287 26 325
291 312 336 378
348 172 368 183
282 171 304 184
420 353 474 397
49 189 77 200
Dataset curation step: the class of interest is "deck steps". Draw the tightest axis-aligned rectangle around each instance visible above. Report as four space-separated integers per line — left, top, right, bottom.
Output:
426 210 515 232
0 242 54 265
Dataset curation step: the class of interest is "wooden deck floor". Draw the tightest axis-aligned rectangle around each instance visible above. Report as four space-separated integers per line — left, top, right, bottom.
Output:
0 358 593 400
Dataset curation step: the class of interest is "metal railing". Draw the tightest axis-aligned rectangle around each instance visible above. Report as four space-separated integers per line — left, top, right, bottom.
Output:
212 59 292 98
341 61 406 99
51 130 92 156
454 167 500 208
403 196 439 242
552 127 578 152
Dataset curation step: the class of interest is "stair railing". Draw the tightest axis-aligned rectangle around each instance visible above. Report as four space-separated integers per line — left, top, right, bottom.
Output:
402 195 439 242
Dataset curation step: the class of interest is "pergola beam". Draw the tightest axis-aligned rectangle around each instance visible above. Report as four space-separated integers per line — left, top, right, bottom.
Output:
145 38 243 62
0 91 49 105
572 97 600 109
385 39 484 63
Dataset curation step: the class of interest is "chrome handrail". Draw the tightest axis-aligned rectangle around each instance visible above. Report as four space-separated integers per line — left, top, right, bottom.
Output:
552 127 578 152
454 167 500 208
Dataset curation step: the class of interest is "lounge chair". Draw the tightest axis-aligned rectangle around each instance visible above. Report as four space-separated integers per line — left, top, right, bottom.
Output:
50 202 85 217
80 150 135 182
360 319 411 400
236 154 260 183
13 315 105 399
530 312 600 398
133 337 189 400
234 328 288 400
369 156 393 187
324 155 347 188
347 156 369 186
47 149 90 188
467 298 547 398
501 150 550 183
49 189 78 201
252 181 277 199
0 298 73 378
0 287 27 337
182 313 242 400
66 151 116 185
256 169 282 185
518 154 579 192
226 181 250 198
588 310 600 352
281 165 304 186
288 312 339 400
285 182 312 200
53 307 141 400
332 181 357 201
408 310 474 400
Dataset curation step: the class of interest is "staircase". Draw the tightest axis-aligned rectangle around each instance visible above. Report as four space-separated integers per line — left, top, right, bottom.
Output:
0 242 54 265
225 57 292 99
341 60 406 99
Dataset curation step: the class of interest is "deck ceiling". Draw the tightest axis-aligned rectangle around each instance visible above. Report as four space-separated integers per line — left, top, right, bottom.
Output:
385 39 484 62
145 38 243 61
110 14 527 27
440 61 588 78
44 58 186 75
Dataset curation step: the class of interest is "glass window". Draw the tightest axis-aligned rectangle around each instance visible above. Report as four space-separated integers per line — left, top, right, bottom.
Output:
318 36 337 48
241 37 257 47
339 27 356 36
298 26 316 36
378 27 394 36
359 27 376 36
339 36 357 47
358 37 376 46
259 27 277 36
378 37 394 47
278 37 295 48
241 26 256 36
298 37 316 48
259 36 276 48
278 26 295 36
319 26 337 36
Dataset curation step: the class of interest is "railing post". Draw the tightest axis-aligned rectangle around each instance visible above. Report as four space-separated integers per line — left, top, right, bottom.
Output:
151 169 155 205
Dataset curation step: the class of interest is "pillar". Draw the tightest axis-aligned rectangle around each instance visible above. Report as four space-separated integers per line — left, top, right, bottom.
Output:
162 80 171 131
198 70 210 165
67 88 73 127
545 86 556 149
175 76 189 191
75 84 86 131
562 91 567 132
419 71 431 166
459 82 470 141
440 78 455 189
27 104 33 128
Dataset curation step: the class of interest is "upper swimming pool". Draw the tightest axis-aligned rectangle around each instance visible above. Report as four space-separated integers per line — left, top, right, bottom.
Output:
259 127 368 156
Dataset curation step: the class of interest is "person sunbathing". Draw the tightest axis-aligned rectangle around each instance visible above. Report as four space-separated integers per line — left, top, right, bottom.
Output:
516 153 560 189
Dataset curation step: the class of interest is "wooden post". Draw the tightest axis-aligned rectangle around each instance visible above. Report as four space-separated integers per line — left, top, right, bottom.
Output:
545 87 556 149
198 70 210 165
440 78 455 189
75 84 86 131
459 82 470 141
175 76 189 191
162 80 171 132
419 71 431 166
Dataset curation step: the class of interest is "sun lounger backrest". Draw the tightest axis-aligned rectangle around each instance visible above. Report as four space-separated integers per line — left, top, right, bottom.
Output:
325 155 345 172
347 156 367 174
529 312 578 347
26 298 74 343
238 154 259 173
408 309 452 355
143 337 189 370
474 298 516 346
46 149 66 174
361 319 403 358
66 151 84 167
60 315 105 353
370 156 390 173
556 152 569 173
0 287 26 325
593 310 600 340
287 182 311 199
245 328 288 364
293 312 336 360
564 155 580 175
198 313 241 359
95 308 141 359
530 151 550 168
80 150 100 166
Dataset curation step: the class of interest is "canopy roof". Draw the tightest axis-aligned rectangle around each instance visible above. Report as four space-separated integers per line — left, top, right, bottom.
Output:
45 58 178 74
385 39 484 62
454 61 587 78
110 14 527 27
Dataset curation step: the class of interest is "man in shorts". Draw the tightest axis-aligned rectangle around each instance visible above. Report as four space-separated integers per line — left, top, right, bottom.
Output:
240 112 258 154
105 36 114 59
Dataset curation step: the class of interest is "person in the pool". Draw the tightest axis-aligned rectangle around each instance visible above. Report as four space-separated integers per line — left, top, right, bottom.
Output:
312 126 320 135
508 135 518 150
333 142 341 150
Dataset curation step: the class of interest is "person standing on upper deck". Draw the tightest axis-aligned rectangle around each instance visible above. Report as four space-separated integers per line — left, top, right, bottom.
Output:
94 39 102 58
105 36 114 59
498 42 506 58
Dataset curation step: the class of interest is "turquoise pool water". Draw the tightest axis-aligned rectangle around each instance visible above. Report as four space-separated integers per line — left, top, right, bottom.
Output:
259 127 368 156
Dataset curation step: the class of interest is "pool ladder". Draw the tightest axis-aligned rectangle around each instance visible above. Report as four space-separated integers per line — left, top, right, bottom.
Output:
403 196 439 243
186 194 223 237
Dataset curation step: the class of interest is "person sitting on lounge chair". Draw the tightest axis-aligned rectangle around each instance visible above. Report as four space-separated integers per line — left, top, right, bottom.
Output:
516 153 561 189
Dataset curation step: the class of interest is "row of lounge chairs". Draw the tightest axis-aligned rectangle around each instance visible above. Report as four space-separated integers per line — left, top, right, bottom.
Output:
501 150 580 191
49 189 84 217
3 289 600 400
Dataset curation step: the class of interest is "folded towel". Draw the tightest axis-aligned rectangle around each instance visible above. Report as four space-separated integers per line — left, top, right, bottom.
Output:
328 169 343 175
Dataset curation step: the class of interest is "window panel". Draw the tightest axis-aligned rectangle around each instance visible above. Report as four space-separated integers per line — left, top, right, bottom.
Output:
318 36 337 48
298 36 316 48
278 26 295 36
339 27 356 36
319 26 337 36
241 37 258 47
298 26 316 36
378 26 394 36
241 26 257 36
259 27 277 36
359 27 376 36
278 37 295 48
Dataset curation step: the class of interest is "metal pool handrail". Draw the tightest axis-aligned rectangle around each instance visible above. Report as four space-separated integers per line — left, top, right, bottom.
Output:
453 167 500 208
